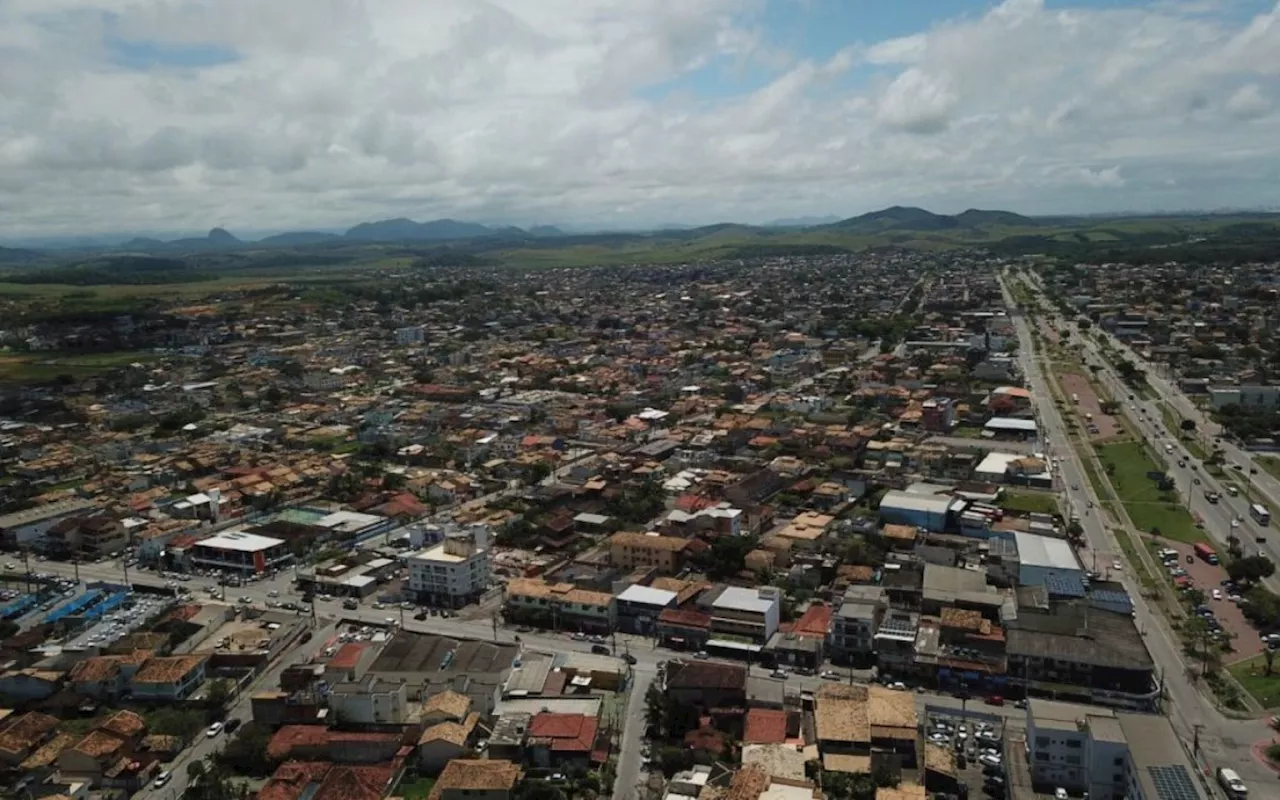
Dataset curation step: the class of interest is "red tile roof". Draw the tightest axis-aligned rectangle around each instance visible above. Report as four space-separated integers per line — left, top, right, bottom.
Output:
267 726 330 760
328 643 365 671
259 761 333 800
744 709 788 744
528 713 598 752
792 603 832 639
658 607 711 629
314 762 400 800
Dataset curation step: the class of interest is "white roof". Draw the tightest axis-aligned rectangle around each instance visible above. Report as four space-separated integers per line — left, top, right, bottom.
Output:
713 586 777 614
1013 531 1080 571
879 490 955 515
985 417 1038 431
344 574 377 588
195 531 284 553
316 510 384 532
616 584 678 607
976 452 1023 475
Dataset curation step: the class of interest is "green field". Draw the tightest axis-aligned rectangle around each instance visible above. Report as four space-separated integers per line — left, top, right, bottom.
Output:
1228 654 1280 708
1260 457 1280 483
999 489 1059 515
0 350 163 383
1096 441 1205 543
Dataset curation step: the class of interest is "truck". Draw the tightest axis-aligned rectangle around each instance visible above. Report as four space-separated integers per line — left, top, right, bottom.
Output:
1085 412 1093 422
1217 767 1248 799
1071 393 1079 404
1193 542 1219 565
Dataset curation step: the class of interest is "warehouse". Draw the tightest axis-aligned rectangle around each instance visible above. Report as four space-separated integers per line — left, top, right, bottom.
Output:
1012 531 1082 589
878 491 963 532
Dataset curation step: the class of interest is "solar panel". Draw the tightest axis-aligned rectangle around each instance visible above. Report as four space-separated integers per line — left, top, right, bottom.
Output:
1147 764 1202 800
1044 573 1086 597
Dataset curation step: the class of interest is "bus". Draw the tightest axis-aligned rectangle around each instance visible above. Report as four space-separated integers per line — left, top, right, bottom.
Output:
1251 503 1272 527
1217 767 1248 799
1193 542 1219 565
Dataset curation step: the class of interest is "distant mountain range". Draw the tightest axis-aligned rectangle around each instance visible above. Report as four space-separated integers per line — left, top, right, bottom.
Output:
823 206 1037 233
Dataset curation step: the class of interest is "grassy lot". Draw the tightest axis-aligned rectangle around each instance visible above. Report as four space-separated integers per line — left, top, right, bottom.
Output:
950 426 985 439
1228 654 1280 709
1260 457 1280 483
398 778 436 800
0 350 163 383
999 489 1059 515
1096 441 1205 543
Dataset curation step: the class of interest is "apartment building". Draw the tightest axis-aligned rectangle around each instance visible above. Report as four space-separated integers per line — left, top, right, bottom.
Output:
504 578 617 634
329 675 408 724
828 586 886 666
409 527 491 607
608 531 689 573
700 586 781 644
129 655 208 701
1025 699 1206 800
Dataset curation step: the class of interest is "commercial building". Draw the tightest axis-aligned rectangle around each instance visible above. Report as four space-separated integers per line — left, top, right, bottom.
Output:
878 491 960 532
409 527 491 607
828 586 886 666
615 584 678 635
700 586 781 645
328 675 408 724
189 530 291 574
608 531 689 573
1012 531 1083 589
1025 699 1206 800
0 498 99 548
1209 384 1280 410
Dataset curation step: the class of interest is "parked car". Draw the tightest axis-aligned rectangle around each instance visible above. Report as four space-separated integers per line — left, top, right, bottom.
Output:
985 695 1004 706
771 668 789 679
206 722 223 738
153 771 171 788
591 644 611 655
342 599 358 610
693 650 709 659
224 718 242 734
979 754 1003 768
414 611 428 620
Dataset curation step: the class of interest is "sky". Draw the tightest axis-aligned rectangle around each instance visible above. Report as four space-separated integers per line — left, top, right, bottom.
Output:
1 0 1279 238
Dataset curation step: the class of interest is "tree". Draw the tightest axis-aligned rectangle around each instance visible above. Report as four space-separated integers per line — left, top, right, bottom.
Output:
1227 555 1276 586
206 678 233 713
1180 418 1197 434
215 722 277 778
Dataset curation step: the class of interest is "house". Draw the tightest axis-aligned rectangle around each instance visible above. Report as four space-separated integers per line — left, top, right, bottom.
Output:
663 660 747 710
0 711 60 767
608 531 690 573
429 759 523 800
527 712 600 767
504 578 617 633
56 711 147 787
129 655 208 701
814 683 917 770
417 712 481 775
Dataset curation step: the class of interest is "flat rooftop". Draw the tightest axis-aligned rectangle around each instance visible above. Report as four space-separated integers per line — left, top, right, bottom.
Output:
196 531 284 552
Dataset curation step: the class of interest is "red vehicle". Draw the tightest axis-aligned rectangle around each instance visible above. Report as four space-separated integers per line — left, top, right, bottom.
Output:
1193 542 1219 565
985 695 1004 707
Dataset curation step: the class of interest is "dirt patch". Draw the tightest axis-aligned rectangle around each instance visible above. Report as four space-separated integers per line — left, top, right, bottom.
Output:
1163 540 1264 662
1058 372 1120 440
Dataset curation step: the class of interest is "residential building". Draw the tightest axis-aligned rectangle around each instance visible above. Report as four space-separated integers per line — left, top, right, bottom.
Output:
662 660 747 710
608 531 689 573
0 498 99 548
190 531 291 574
527 712 600 768
1209 384 1280 410
396 325 425 345
329 675 408 725
829 586 886 666
129 655 208 701
408 527 491 607
429 759 523 800
504 578 617 633
813 683 917 769
417 711 481 775
920 397 956 432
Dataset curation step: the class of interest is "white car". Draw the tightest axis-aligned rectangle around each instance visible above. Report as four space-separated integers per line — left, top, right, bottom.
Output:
1055 789 1068 800
1113 560 1123 571
979 754 1003 768
888 681 907 691
928 732 949 744
206 722 223 738
1212 589 1223 601
771 668 789 679
153 771 171 788
820 670 841 681
267 589 280 598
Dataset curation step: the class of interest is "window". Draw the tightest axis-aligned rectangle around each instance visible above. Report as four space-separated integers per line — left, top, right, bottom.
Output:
1114 757 1124 767
1065 755 1081 765
1035 736 1050 748
1065 739 1082 749
1034 752 1049 762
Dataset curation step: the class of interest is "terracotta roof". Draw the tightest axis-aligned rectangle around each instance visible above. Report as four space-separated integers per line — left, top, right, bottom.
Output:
267 726 330 760
19 732 76 770
99 710 146 739
725 764 770 800
665 660 746 690
657 607 711 629
418 712 479 747
0 712 60 756
260 761 333 800
422 689 472 721
528 713 597 752
68 656 123 684
743 709 788 744
314 762 400 800
683 723 727 754
132 654 206 684
791 604 832 639
429 759 522 800
328 643 365 671
70 730 125 759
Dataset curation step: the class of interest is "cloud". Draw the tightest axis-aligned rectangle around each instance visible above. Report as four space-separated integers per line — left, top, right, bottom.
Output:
1 0 1279 236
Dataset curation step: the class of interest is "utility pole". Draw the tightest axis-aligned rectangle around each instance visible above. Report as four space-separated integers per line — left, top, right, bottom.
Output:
1192 723 1203 756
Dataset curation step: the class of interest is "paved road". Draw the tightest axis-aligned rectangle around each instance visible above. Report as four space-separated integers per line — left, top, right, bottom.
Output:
1005 273 1273 788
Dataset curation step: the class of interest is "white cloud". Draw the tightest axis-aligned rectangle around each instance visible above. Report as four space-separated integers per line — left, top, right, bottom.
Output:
1 0 1279 237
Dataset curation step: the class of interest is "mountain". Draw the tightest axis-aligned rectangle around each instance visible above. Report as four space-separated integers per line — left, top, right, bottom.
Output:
528 225 566 238
953 209 1037 227
119 237 169 252
826 206 1038 234
207 227 240 245
766 214 841 228
0 245 42 264
344 217 502 241
258 231 342 246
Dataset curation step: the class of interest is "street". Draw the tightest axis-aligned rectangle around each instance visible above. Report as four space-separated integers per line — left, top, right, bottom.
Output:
1003 273 1274 788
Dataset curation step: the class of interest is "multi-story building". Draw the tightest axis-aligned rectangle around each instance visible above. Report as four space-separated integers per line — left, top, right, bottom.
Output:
828 586 885 666
408 527 491 607
0 498 99 548
608 531 689 573
189 531 291 575
1209 384 1280 410
396 325 425 345
129 655 208 701
699 586 781 644
615 584 678 636
504 578 617 634
328 675 408 724
920 397 956 432
1025 699 1207 800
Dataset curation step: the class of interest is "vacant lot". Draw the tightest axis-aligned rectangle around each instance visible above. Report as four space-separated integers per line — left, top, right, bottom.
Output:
1228 654 1280 709
1000 489 1059 515
0 350 162 384
1058 371 1120 439
1096 441 1204 543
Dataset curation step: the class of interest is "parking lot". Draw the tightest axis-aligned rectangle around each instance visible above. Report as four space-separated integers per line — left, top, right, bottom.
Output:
1157 544 1264 661
925 708 1006 798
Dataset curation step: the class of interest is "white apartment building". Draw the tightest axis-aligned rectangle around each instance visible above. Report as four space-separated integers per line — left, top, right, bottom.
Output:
329 675 408 724
408 526 491 607
1025 699 1207 800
